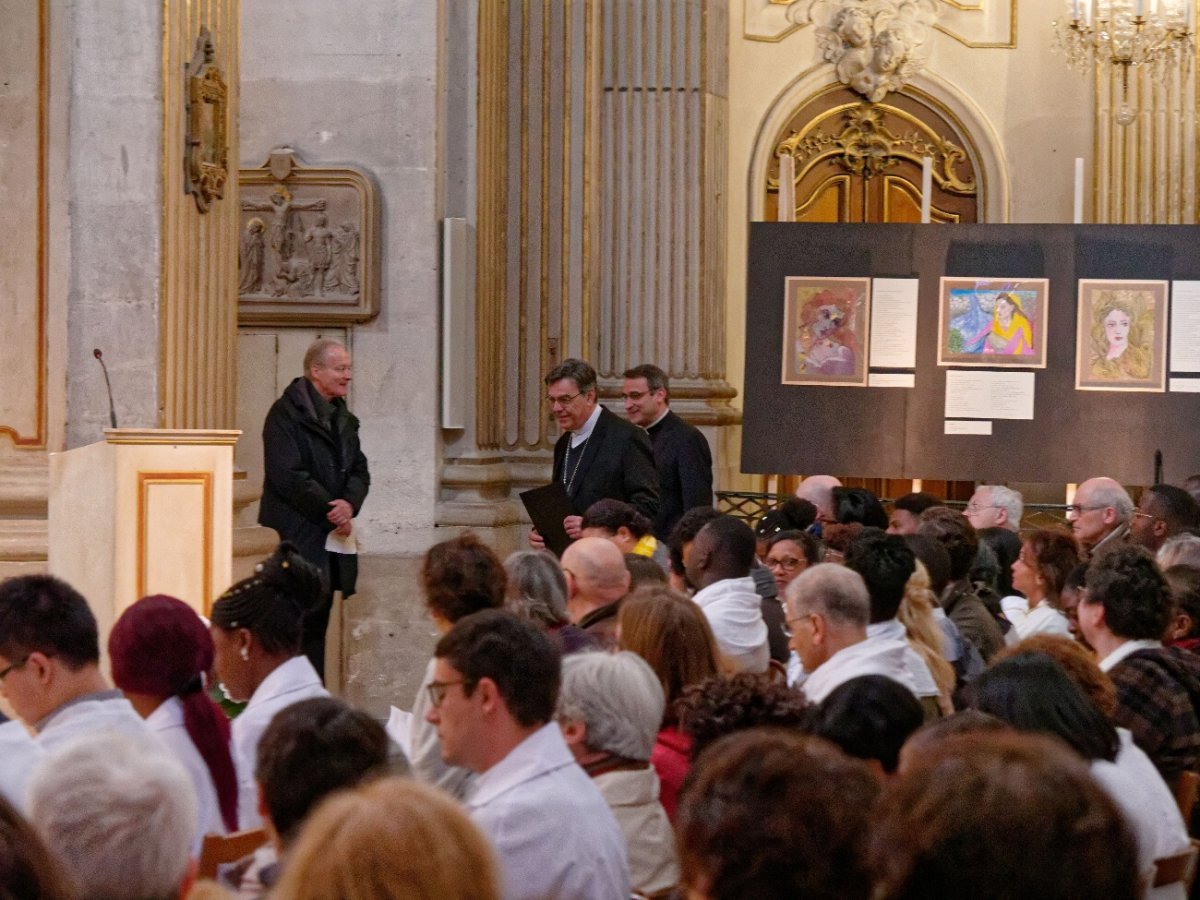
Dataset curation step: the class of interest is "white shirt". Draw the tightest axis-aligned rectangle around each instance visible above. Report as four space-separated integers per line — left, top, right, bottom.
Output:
867 619 939 698
594 766 678 897
147 697 229 850
569 403 603 448
232 656 329 829
467 722 630 900
691 576 769 674
1091 729 1190 900
36 690 152 753
801 636 920 704
408 657 476 800
1013 601 1072 639
0 719 42 811
1098 639 1164 673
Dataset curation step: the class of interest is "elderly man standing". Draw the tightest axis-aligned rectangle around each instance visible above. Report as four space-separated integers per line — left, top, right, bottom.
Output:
259 338 369 679
963 485 1023 533
1068 476 1133 558
622 364 713 540
533 358 659 547
561 536 631 650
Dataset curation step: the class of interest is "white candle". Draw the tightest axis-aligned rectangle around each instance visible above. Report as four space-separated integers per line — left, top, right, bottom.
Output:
778 154 796 223
1074 157 1084 224
1136 0 1144 16
920 157 932 224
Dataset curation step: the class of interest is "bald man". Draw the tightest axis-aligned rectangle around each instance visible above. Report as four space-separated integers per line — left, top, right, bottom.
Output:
1069 477 1134 557
795 475 843 529
561 537 632 650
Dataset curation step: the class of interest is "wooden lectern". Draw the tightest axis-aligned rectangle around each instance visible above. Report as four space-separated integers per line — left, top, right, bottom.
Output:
48 429 240 655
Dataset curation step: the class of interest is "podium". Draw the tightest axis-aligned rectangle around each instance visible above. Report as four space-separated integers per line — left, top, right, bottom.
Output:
48 429 241 651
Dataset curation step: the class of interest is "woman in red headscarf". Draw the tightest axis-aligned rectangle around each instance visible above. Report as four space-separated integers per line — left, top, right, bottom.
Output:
109 594 239 848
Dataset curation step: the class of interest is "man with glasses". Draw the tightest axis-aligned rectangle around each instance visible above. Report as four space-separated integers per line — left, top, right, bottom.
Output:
1129 484 1200 554
532 358 659 548
259 338 370 680
425 610 629 900
963 485 1022 533
1068 476 1134 558
622 363 713 540
0 574 150 751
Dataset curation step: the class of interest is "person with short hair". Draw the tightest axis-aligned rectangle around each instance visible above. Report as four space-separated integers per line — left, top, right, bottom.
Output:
580 498 668 568
0 574 150 751
684 516 770 673
1163 565 1200 653
503 550 598 655
963 484 1023 533
887 491 943 535
109 594 238 847
426 610 629 900
1078 545 1200 788
1159 533 1200 569
28 730 199 900
785 564 920 703
1131 484 1200 554
255 777 501 900
755 498 817 553
666 505 722 592
209 543 331 829
677 729 879 900
532 358 659 548
410 532 507 800
1069 476 1135 557
808 674 925 776
259 338 370 679
557 651 679 896
560 535 631 650
762 529 821 596
831 487 888 529
1007 528 1080 639
621 363 713 540
870 731 1141 900
793 475 843 529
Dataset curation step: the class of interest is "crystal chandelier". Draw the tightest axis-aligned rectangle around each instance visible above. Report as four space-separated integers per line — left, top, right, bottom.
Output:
1053 0 1194 125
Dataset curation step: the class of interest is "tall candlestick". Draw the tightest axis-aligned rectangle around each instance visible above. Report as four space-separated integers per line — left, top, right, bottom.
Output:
778 154 796 223
1074 158 1084 224
920 157 932 224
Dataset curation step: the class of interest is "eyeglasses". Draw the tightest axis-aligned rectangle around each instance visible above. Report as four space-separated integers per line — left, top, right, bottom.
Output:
1133 511 1160 521
426 679 473 709
320 365 352 375
765 556 805 573
964 502 1000 514
1065 504 1107 517
0 656 29 682
620 390 648 401
546 392 581 407
786 612 815 629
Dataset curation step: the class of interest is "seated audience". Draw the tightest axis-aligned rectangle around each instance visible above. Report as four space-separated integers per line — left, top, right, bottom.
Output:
685 516 770 673
0 792 74 900
870 732 1141 900
1163 564 1200 652
667 506 721 593
677 729 879 900
1131 484 1200 554
887 491 943 535
1159 533 1200 569
617 583 721 819
426 610 629 900
785 564 919 703
896 709 1010 774
1059 562 1090 647
503 549 599 654
794 475 842 528
0 574 149 750
109 594 238 849
754 497 817 555
844 531 943 715
556 652 678 896
1078 545 1200 788
976 526 1021 598
994 633 1117 716
28 730 198 900
409 533 507 801
762 529 821 597
896 562 956 714
209 543 331 828
963 484 1023 533
0 713 41 812
808 674 925 777
918 508 1006 663
581 498 669 568
832 486 888 529
1070 476 1134 557
625 553 669 589
674 672 809 762
971 652 1189 897
904 533 982 682
561 535 631 649
268 777 500 900
1006 528 1079 638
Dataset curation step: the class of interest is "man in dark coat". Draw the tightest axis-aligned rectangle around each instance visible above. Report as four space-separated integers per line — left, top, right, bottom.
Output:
621 363 713 540
259 338 369 680
530 358 659 549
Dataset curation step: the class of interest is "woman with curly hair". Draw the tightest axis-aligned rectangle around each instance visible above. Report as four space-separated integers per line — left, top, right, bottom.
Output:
1008 528 1080 638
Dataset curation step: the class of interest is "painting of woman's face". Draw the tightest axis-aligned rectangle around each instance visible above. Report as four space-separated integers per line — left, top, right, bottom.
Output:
995 295 1015 322
1104 307 1131 354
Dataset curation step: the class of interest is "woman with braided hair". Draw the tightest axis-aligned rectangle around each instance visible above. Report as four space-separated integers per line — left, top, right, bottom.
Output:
109 594 239 849
209 542 330 829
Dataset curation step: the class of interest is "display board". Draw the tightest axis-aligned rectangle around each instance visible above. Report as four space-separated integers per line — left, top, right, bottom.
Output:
742 223 1200 484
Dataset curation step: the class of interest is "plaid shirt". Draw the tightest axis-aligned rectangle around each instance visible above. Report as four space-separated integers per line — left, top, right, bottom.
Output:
1109 645 1200 785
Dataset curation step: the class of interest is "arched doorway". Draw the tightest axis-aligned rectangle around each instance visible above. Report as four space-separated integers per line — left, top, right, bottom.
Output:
764 84 983 502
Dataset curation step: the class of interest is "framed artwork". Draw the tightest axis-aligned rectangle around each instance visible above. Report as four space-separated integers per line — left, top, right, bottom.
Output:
780 277 871 387
937 278 1049 368
1075 279 1168 392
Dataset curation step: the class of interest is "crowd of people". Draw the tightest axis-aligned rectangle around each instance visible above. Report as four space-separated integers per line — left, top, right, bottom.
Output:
5 350 1200 899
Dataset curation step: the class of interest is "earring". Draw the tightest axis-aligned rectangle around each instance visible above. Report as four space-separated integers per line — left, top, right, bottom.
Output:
240 647 250 662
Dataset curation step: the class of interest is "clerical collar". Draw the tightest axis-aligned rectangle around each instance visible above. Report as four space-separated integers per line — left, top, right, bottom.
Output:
570 403 603 447
645 408 670 431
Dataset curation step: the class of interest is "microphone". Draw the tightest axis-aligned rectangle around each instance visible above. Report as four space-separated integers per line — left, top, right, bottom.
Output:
1154 449 1163 485
93 348 118 429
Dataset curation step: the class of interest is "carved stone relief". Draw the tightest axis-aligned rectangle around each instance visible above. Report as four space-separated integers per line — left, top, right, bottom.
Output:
237 149 379 325
746 1 1015 49
184 27 229 213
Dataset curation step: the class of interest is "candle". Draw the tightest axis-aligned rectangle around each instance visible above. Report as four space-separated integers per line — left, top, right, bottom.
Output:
920 158 932 224
778 154 796 223
1074 158 1084 224
1074 0 1081 19
1136 0 1144 16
